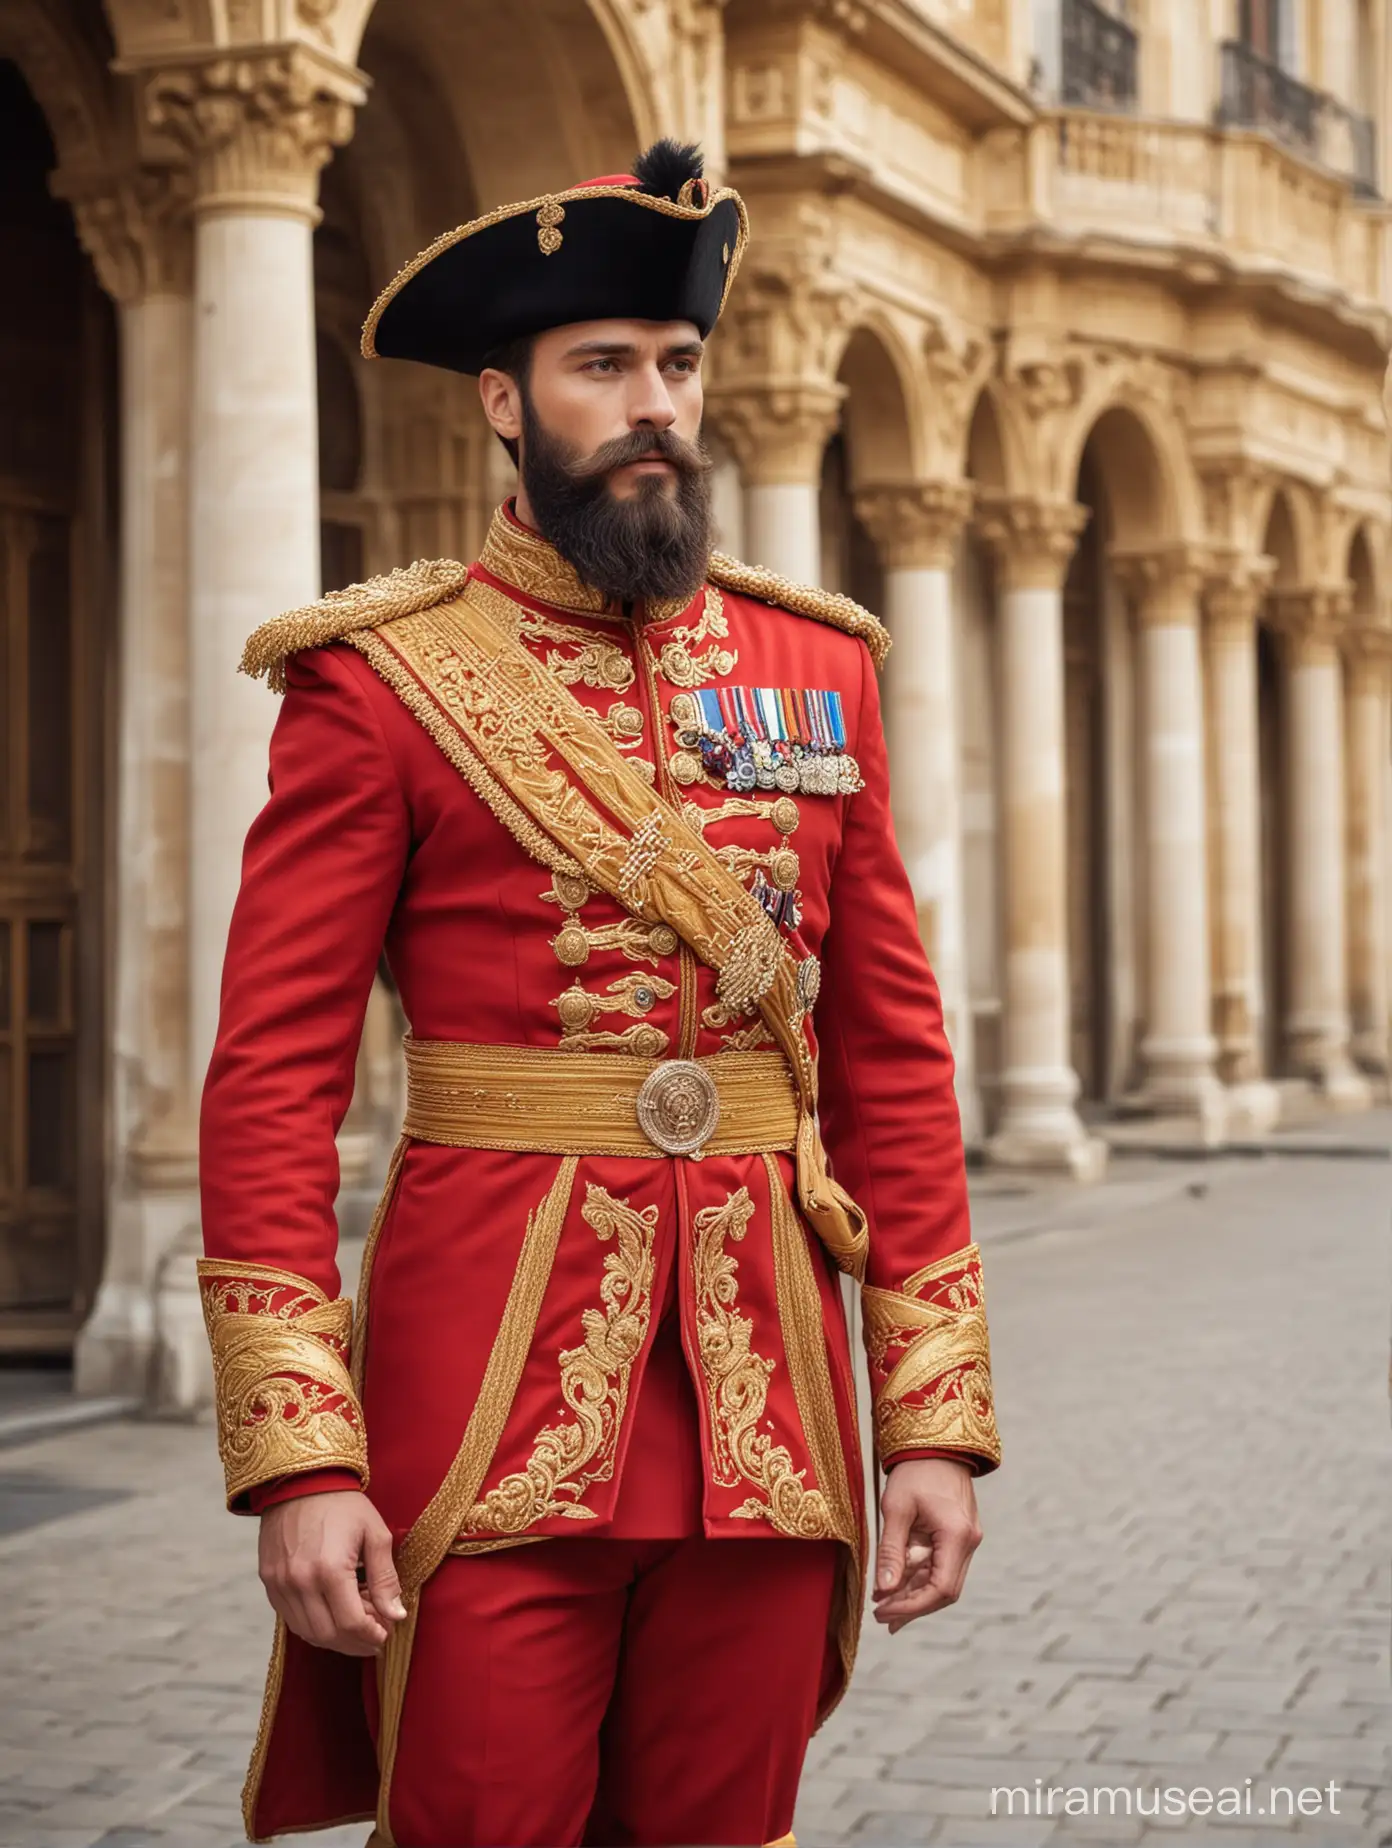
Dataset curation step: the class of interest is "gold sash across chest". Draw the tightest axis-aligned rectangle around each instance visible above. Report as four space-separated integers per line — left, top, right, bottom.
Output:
350 576 868 1280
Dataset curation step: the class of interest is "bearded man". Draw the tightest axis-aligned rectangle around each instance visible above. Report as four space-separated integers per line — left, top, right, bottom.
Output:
198 140 1001 1848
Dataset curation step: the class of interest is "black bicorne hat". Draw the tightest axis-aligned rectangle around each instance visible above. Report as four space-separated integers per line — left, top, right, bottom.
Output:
361 140 748 377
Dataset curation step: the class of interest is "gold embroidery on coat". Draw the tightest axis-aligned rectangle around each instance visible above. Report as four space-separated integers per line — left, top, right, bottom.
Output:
460 1184 658 1534
657 639 737 687
692 1188 835 1539
708 552 890 667
365 583 869 1278
862 1243 1001 1466
550 917 676 968
553 971 676 1032
196 1261 368 1506
469 579 636 691
701 998 776 1051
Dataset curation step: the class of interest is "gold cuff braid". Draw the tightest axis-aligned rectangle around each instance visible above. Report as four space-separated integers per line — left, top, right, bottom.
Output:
862 1242 1001 1469
197 1259 369 1509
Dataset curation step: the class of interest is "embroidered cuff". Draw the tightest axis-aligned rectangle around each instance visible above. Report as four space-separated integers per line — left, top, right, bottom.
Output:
862 1242 1001 1471
197 1259 369 1511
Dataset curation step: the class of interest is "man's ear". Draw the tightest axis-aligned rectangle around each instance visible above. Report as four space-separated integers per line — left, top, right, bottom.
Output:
479 368 523 443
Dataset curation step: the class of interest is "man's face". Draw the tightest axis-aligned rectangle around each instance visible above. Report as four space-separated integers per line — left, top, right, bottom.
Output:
485 318 706 499
479 317 715 605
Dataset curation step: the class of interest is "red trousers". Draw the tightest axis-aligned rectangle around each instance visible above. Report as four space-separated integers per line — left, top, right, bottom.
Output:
368 1535 839 1847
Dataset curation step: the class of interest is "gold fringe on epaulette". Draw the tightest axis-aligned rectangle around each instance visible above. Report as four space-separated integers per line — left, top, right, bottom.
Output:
240 559 472 692
707 553 890 668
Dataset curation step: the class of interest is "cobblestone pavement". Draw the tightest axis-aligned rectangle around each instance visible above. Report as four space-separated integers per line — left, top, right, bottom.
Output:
0 1150 1386 1848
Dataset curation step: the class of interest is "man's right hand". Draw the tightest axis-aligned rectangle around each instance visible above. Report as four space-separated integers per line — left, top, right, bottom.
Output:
258 1489 407 1656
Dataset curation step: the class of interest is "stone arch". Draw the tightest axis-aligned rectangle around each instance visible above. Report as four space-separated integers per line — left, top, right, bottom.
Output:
0 0 121 178
1254 480 1317 586
345 0 658 152
964 383 1023 496
1259 486 1303 588
834 320 920 490
1345 522 1382 623
357 0 648 225
1067 398 1191 550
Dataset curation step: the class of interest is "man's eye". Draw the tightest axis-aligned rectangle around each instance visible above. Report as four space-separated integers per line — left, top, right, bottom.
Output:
586 358 619 373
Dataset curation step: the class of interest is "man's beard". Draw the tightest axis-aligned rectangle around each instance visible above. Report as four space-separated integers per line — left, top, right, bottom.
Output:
519 396 715 606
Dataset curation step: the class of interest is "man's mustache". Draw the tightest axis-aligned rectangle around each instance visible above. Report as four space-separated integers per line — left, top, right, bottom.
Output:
565 427 713 484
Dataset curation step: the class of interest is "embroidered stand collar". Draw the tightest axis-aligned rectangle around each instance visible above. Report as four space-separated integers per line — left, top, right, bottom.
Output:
479 501 698 626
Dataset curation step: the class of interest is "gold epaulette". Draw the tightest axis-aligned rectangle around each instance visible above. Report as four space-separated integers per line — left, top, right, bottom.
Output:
240 558 471 692
708 553 890 669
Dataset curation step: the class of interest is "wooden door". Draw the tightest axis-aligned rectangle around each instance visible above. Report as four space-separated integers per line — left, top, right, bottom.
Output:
0 62 111 1353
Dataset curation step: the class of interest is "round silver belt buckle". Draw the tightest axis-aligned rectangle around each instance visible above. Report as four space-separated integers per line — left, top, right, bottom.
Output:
635 1060 721 1157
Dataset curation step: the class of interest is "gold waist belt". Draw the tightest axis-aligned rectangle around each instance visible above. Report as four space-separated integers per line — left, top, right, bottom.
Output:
402 1037 798 1160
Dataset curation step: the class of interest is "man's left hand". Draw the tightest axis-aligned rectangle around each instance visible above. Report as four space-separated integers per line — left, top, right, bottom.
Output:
872 1456 982 1633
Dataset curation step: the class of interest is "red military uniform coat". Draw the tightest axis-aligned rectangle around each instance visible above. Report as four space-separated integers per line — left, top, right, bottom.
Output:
199 504 1000 1840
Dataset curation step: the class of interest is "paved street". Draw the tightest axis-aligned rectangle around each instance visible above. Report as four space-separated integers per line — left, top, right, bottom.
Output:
0 1148 1387 1848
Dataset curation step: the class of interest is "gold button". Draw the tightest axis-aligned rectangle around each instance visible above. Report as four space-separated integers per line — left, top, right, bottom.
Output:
769 847 800 892
553 921 590 966
770 796 799 836
610 703 644 738
552 871 590 911
669 751 701 786
649 924 679 957
632 1025 667 1059
668 693 699 730
632 758 657 785
556 986 596 1031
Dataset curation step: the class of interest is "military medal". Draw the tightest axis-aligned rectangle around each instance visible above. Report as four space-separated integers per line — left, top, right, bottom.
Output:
683 686 864 796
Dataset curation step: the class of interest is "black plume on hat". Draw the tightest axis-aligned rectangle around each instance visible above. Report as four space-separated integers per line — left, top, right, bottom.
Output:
632 139 705 200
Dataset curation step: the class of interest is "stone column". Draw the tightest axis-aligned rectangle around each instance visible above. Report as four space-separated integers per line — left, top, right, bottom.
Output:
1343 629 1392 1074
143 48 363 1087
1202 560 1280 1132
856 480 981 1140
977 496 1106 1179
61 169 199 1398
1276 588 1370 1105
705 384 843 584
1114 546 1223 1130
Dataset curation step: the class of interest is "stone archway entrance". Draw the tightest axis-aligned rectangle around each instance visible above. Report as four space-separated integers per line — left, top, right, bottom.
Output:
0 62 113 1355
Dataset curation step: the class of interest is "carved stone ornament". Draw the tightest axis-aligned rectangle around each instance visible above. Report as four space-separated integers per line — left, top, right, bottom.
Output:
855 480 975 571
975 493 1090 591
55 164 194 304
139 46 365 217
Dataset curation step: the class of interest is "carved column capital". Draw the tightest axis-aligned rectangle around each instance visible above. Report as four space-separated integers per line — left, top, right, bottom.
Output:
55 165 194 304
705 382 845 487
131 45 365 222
1202 550 1276 636
975 494 1088 592
1342 624 1392 694
1111 541 1212 626
855 480 974 570
1271 583 1353 665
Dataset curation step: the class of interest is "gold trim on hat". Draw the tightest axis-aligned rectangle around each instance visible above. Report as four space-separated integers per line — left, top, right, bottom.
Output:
361 183 750 360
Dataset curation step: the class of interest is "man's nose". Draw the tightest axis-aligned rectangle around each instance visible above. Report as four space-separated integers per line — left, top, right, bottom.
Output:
628 364 677 430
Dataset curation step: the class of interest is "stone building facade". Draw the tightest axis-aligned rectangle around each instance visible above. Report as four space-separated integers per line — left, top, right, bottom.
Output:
1 0 1389 1397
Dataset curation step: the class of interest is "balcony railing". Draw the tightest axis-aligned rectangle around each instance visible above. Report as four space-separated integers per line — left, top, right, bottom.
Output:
1218 39 1378 196
1325 98 1379 198
1061 0 1138 114
1217 38 1321 157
